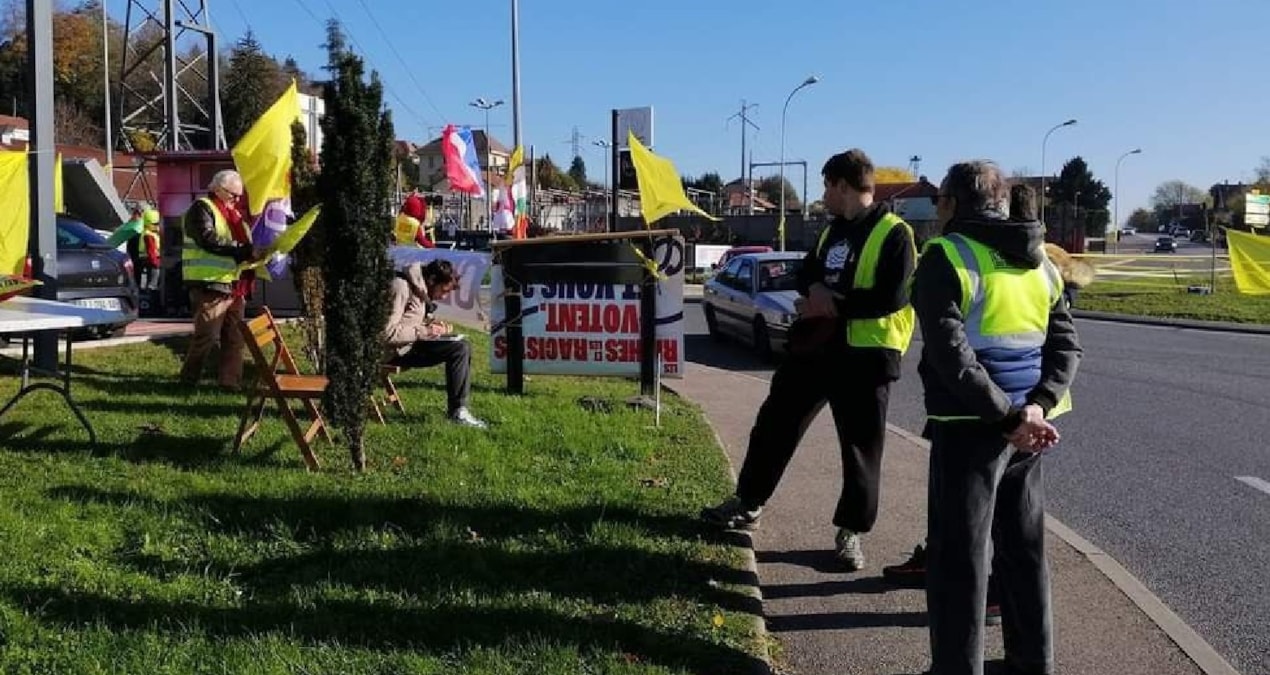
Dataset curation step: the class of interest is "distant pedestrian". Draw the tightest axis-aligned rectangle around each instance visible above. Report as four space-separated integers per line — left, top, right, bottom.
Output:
914 160 1082 675
700 148 917 571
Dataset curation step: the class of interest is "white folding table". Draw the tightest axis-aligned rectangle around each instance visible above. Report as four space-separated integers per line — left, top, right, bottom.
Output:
0 296 131 445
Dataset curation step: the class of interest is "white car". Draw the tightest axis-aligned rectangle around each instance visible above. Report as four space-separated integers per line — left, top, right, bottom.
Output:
702 252 804 358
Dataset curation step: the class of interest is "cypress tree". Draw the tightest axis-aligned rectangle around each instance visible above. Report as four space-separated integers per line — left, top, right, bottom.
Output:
317 21 395 471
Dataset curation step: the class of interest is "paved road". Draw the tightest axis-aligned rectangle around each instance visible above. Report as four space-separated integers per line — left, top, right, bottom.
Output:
684 305 1270 675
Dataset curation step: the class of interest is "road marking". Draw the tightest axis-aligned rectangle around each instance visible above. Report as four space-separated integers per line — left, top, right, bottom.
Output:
1235 475 1270 496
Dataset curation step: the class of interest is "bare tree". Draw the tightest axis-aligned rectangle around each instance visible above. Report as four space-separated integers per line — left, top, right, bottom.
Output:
1150 180 1208 210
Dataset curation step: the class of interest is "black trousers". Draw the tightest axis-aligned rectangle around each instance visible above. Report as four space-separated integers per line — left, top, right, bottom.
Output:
735 352 890 532
926 422 1053 675
389 338 473 414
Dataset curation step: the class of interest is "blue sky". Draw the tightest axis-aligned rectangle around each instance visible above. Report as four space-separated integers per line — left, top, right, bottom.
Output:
109 0 1270 220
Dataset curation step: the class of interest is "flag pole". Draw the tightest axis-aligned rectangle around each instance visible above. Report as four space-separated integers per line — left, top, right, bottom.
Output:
510 0 522 149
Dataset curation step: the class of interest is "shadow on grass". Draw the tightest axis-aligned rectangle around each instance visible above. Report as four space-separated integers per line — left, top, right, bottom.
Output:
0 419 291 471
1 583 764 674
35 486 765 673
50 486 750 551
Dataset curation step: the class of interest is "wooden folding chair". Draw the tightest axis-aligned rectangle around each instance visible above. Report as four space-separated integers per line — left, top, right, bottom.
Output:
232 307 330 470
369 363 407 425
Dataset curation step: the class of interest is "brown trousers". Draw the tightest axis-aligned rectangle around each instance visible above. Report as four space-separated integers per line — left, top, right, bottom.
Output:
179 287 246 387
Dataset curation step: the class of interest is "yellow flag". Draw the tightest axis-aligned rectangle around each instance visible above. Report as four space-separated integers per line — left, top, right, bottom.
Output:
627 131 719 225
232 79 300 216
0 151 69 275
1226 228 1270 295
54 153 63 214
236 205 321 272
0 151 28 275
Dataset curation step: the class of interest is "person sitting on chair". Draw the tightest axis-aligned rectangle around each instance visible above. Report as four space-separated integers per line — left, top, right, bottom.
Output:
383 259 487 429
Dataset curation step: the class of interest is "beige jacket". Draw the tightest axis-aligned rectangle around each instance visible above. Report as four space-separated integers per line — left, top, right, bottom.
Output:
383 263 438 356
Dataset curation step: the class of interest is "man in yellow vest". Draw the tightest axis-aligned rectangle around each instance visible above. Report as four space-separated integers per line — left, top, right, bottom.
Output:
701 148 917 571
177 169 260 389
914 161 1081 675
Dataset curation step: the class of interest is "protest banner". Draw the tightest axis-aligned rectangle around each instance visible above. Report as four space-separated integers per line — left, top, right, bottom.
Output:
388 246 492 328
488 232 685 380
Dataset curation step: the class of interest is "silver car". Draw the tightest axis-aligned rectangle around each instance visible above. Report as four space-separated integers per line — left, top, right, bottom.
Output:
702 252 804 358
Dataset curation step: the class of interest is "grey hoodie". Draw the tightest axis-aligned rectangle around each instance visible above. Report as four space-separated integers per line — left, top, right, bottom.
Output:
383 263 437 356
912 214 1083 431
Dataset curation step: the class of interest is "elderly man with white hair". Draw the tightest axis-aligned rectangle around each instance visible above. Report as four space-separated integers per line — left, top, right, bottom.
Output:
178 169 260 390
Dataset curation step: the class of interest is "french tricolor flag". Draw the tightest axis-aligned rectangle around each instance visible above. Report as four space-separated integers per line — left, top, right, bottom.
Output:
442 124 486 198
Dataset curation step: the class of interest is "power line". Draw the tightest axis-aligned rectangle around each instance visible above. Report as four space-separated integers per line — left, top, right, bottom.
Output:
351 0 447 122
226 0 253 36
286 0 433 134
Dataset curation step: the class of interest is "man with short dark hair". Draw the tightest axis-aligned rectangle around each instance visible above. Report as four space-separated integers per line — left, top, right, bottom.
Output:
384 259 486 428
916 161 1081 675
701 148 917 571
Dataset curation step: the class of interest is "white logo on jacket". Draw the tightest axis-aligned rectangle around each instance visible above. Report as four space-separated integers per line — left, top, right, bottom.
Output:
823 242 850 285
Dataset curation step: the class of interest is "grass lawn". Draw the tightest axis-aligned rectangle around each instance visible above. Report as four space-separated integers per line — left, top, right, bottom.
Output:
1076 278 1270 324
0 329 763 674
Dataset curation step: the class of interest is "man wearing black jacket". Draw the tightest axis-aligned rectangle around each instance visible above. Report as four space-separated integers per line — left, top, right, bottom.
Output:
915 161 1081 675
701 149 916 571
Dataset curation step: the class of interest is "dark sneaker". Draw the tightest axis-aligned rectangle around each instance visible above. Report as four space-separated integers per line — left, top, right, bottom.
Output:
834 528 866 571
700 496 762 530
882 544 926 587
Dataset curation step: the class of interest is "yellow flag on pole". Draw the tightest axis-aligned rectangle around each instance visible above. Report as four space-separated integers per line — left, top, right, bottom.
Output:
0 151 65 275
232 79 300 216
626 131 719 225
54 153 63 214
0 151 28 275
1225 228 1270 295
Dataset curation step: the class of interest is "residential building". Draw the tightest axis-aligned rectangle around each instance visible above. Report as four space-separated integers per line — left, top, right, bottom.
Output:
721 179 775 215
297 92 324 161
416 130 511 187
876 177 940 244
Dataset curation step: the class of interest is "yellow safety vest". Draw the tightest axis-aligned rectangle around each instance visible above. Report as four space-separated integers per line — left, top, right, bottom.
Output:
924 233 1072 421
394 212 421 245
816 212 917 354
181 197 265 283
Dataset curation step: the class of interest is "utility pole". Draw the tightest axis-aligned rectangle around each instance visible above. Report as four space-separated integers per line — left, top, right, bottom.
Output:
568 126 584 160
727 100 759 214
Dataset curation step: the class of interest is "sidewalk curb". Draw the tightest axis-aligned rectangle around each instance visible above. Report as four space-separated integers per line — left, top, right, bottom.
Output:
886 422 1242 675
663 386 772 675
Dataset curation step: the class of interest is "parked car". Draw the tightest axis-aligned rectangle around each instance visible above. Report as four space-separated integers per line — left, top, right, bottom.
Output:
711 245 774 272
26 215 140 337
702 252 803 358
1154 236 1178 253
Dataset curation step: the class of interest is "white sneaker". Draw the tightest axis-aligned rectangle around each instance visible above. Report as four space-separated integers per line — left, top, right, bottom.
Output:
449 407 488 429
835 528 865 571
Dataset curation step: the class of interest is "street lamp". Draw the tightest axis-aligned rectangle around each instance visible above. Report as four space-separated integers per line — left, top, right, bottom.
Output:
1113 148 1142 253
593 139 613 228
779 75 819 251
470 97 505 232
1040 118 1077 227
